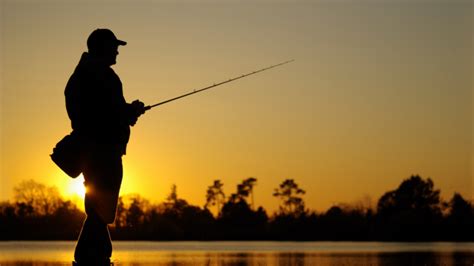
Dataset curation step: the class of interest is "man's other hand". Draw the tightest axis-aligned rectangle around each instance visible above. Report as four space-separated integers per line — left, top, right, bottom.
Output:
129 100 146 126
131 100 146 116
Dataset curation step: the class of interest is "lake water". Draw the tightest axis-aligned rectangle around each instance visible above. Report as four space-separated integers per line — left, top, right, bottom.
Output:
0 241 473 265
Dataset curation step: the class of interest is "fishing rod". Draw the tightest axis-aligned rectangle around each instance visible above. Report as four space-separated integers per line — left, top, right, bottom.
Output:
144 59 294 111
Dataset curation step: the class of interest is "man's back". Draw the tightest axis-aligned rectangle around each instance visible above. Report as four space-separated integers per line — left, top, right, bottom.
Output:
65 52 130 154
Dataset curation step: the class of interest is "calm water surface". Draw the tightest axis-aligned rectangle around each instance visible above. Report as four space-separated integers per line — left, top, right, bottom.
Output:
0 241 473 265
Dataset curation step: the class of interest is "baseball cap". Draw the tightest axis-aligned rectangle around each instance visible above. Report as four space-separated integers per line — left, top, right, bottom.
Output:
87 28 127 51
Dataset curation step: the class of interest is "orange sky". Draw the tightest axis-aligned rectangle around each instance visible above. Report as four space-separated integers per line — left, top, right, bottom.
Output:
1 1 472 212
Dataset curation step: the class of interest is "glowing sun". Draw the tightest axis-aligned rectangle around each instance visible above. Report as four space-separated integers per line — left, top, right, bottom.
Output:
67 174 86 198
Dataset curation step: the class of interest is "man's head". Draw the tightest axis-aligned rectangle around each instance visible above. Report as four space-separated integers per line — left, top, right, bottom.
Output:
87 29 127 65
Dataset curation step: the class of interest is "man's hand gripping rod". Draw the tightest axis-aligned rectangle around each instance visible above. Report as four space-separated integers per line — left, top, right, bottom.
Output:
144 59 294 112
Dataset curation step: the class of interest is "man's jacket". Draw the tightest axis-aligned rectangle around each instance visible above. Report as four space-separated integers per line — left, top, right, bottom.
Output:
65 52 134 155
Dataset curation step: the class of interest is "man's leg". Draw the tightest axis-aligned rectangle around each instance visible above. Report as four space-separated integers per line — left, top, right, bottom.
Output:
74 210 112 263
74 152 122 264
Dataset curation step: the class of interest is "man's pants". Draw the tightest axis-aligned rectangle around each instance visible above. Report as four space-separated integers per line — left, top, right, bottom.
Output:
74 152 122 263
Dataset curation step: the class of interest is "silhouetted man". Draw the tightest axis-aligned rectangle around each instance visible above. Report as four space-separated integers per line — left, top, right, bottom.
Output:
65 29 145 265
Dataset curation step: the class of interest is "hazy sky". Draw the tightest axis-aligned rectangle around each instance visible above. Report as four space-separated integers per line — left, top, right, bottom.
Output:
1 0 472 212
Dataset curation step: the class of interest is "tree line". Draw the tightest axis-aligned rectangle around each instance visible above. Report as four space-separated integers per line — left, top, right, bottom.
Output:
0 175 472 241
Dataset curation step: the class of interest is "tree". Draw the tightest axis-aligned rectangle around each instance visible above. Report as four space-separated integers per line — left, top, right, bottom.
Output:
160 184 214 240
229 177 257 208
167 184 179 204
218 178 268 239
273 179 306 217
13 179 63 216
125 194 149 230
448 193 472 219
114 197 127 229
219 198 268 240
242 177 257 210
444 193 474 240
377 175 441 215
205 180 226 216
163 184 189 216
376 175 442 240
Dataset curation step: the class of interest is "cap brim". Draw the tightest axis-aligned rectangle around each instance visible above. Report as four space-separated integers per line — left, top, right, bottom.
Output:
117 40 127 46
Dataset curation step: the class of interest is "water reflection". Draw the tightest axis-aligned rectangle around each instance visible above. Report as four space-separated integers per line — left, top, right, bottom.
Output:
2 253 474 266
1 253 474 266
0 242 473 266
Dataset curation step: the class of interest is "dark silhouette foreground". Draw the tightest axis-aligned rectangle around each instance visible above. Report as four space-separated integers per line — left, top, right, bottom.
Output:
62 28 145 265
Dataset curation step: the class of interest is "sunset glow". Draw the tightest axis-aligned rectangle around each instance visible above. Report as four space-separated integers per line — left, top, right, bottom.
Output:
66 174 86 199
1 1 472 213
